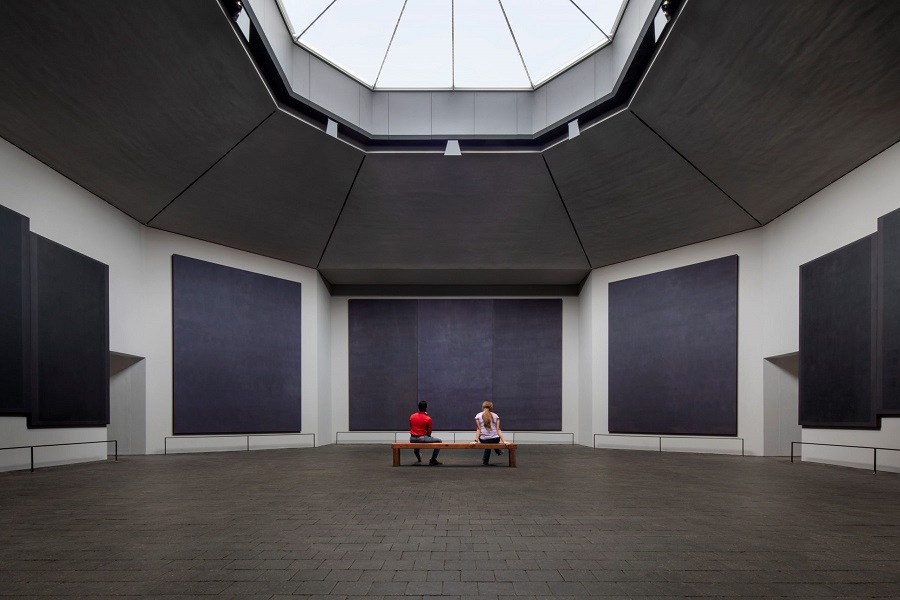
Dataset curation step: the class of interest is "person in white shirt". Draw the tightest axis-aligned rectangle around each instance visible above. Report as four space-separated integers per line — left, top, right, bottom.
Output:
473 400 508 465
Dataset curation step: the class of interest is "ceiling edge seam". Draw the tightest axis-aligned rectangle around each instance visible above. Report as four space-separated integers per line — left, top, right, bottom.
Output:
628 109 763 226
316 154 367 269
541 153 593 269
147 109 277 226
0 134 147 226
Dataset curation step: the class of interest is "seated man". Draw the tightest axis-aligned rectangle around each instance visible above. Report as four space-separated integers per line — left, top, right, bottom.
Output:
409 400 442 465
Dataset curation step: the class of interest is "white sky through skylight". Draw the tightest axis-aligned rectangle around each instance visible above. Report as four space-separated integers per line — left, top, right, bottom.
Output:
279 0 628 90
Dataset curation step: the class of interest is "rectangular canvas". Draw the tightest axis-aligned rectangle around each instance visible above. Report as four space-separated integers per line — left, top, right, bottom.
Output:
348 300 418 431
172 255 302 434
492 299 562 431
609 255 739 435
30 235 109 427
877 208 900 414
417 300 493 430
0 205 30 415
799 236 877 427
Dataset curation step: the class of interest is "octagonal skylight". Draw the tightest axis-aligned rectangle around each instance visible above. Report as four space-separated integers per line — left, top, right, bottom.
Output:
277 0 629 90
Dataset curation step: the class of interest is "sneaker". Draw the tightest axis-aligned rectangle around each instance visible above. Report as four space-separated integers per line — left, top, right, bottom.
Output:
429 459 442 466
495 449 503 456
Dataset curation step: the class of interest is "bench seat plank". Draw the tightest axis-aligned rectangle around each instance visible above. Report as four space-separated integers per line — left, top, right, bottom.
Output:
391 442 517 467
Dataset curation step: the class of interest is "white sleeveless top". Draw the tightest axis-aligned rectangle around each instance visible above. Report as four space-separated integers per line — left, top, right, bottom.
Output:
475 411 500 438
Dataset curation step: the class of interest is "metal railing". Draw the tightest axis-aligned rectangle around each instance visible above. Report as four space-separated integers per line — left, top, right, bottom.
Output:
594 433 745 456
335 431 575 445
0 440 117 472
791 441 900 474
164 433 316 455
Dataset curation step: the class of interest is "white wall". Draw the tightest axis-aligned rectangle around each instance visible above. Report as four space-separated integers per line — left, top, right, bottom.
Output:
6 122 900 471
328 296 584 444
586 229 766 454
0 136 326 468
586 140 900 463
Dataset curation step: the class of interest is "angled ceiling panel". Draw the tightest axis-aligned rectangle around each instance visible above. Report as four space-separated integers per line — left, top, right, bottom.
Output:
631 0 900 223
0 0 274 222
545 110 759 267
319 154 590 285
151 110 364 267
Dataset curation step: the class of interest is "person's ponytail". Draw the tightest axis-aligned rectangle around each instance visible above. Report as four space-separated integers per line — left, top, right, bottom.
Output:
482 401 494 431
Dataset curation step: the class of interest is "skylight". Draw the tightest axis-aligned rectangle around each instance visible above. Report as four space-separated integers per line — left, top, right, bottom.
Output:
277 0 629 90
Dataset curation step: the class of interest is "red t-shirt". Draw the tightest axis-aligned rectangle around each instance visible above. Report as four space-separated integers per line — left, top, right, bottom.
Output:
409 411 433 437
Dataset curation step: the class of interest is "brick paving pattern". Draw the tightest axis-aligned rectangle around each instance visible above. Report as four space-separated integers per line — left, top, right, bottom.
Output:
1 444 899 599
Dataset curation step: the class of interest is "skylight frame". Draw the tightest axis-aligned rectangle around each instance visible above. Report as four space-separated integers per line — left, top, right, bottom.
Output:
274 0 630 92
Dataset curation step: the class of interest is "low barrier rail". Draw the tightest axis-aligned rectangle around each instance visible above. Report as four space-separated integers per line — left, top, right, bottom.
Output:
594 433 745 456
164 433 316 455
791 441 900 474
0 440 117 472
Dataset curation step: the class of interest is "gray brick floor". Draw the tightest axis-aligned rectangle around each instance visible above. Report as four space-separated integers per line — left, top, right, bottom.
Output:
1 444 899 599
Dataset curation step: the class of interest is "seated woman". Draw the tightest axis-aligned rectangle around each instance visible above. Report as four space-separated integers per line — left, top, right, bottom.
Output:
473 400 508 465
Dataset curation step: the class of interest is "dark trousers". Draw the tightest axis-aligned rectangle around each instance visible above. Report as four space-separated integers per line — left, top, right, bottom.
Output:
410 435 441 461
479 436 502 463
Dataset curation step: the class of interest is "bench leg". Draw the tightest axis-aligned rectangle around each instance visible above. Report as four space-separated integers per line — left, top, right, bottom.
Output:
509 448 516 468
393 447 400 467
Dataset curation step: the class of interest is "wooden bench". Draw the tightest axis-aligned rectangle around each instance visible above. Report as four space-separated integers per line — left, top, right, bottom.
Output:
391 442 517 467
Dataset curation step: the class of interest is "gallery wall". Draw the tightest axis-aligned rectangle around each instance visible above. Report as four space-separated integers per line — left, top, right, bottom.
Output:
588 139 900 462
0 136 325 465
4 121 900 469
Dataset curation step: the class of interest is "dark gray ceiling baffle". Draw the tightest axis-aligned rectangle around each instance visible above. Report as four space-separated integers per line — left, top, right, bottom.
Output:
0 0 274 222
630 0 900 224
2 1 900 290
319 154 591 286
151 110 364 268
545 110 759 268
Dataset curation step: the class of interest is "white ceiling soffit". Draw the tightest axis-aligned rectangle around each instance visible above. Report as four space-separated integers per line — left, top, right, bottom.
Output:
279 0 628 91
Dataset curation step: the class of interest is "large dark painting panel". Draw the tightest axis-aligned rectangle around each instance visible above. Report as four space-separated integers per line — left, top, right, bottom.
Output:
418 300 493 431
172 255 302 434
492 300 562 431
348 300 418 430
878 208 900 414
0 205 30 415
609 255 739 435
800 236 877 427
30 235 109 427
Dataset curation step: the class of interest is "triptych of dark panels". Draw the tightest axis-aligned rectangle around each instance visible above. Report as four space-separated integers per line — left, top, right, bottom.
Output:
0 205 30 415
172 255 302 435
0 203 110 427
608 256 739 436
799 236 877 427
348 299 562 432
30 235 109 427
878 208 900 416
799 205 900 428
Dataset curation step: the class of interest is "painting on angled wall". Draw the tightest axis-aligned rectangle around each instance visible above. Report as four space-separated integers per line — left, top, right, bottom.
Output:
29 234 109 427
608 255 739 436
172 255 302 435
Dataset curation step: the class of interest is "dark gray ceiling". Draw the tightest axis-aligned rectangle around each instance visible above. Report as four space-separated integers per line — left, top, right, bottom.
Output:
0 0 274 222
151 110 363 268
1 0 899 291
630 0 900 224
545 110 759 268
319 154 590 286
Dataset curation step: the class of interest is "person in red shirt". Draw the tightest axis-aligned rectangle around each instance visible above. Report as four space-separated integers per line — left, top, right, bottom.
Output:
409 400 442 465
